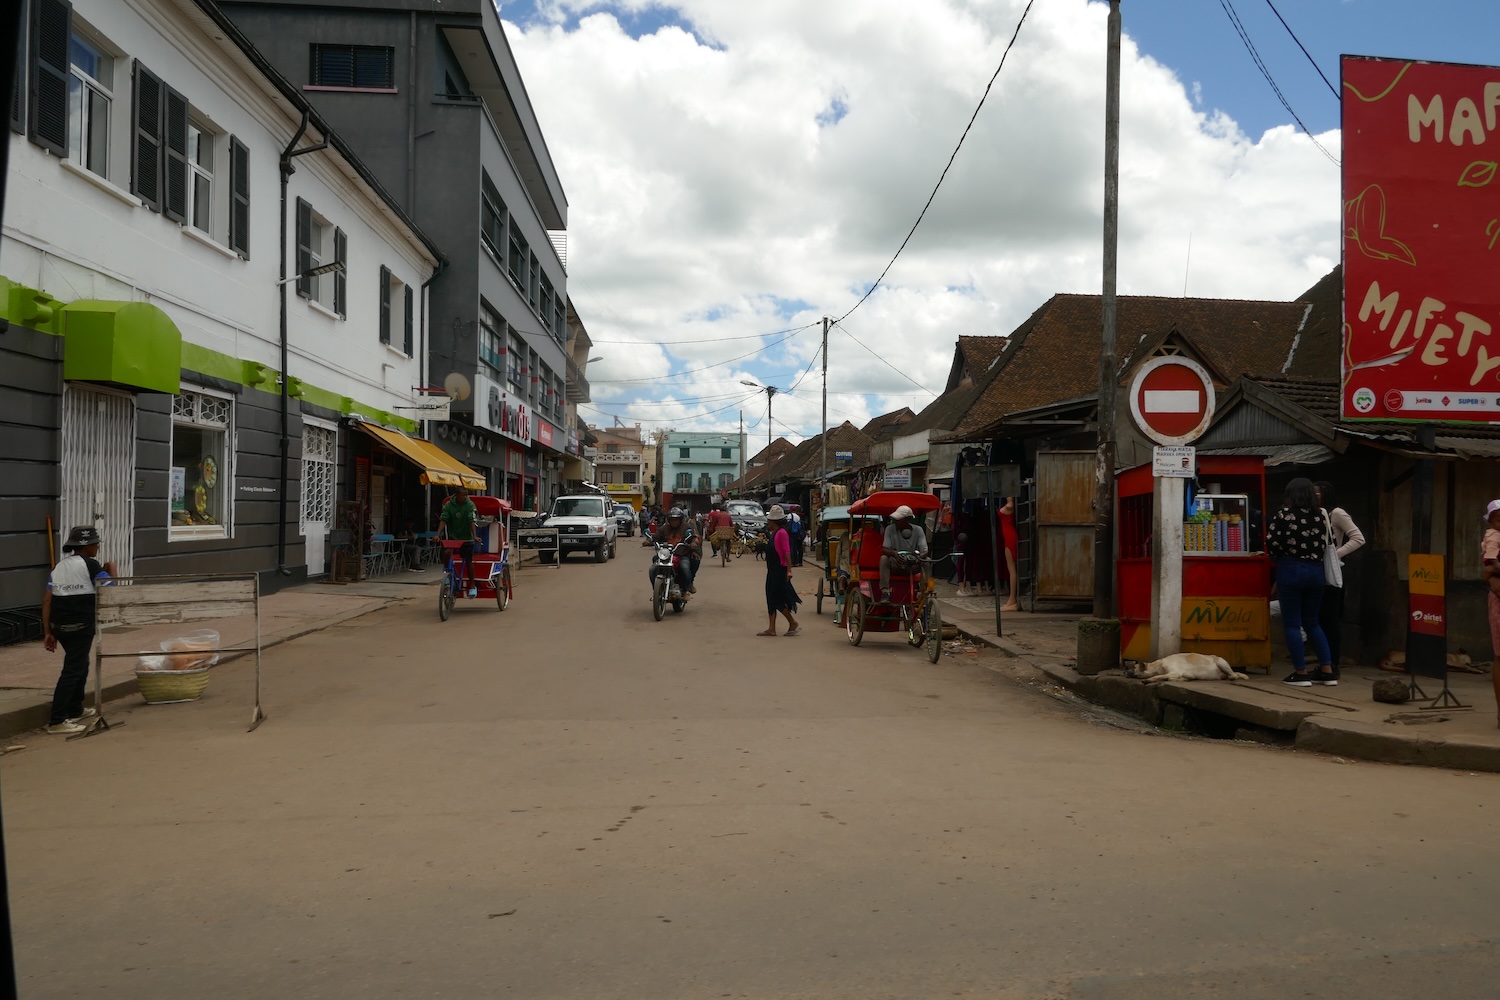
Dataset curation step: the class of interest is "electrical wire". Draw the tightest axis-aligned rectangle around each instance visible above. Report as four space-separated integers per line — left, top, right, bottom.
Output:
1262 0 1338 100
590 325 812 384
588 320 822 346
581 392 759 424
835 0 1036 324
1217 0 1338 165
833 321 939 396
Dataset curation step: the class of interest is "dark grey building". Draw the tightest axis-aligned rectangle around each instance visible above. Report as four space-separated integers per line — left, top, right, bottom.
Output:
220 0 577 510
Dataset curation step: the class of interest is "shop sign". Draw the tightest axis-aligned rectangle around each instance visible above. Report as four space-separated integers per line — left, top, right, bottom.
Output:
1181 597 1266 641
1406 553 1448 678
474 372 531 446
1342 56 1500 423
884 467 912 489
1152 446 1196 478
537 419 555 449
835 450 854 468
524 451 539 476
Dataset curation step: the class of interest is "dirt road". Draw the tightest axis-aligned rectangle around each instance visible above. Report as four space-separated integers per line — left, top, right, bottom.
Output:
5 548 1498 998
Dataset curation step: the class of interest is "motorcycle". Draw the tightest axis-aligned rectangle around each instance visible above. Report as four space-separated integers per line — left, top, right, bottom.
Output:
646 533 692 620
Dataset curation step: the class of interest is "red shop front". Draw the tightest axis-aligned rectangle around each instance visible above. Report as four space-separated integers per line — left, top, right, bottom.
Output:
1116 455 1271 668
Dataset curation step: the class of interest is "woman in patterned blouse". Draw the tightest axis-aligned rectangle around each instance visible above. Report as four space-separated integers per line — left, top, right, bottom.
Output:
1266 477 1334 686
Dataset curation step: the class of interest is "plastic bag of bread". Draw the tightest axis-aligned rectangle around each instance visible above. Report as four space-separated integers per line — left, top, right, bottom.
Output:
160 629 220 670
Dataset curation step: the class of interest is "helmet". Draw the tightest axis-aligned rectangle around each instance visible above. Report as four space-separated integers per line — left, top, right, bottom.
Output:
668 507 685 520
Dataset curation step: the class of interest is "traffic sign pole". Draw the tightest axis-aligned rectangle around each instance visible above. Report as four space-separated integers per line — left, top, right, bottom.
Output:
1129 357 1215 662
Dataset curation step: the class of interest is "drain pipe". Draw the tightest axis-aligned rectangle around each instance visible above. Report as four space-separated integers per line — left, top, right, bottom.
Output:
277 111 328 576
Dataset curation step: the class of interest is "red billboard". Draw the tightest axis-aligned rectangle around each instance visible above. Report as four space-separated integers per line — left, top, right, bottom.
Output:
1341 56 1500 422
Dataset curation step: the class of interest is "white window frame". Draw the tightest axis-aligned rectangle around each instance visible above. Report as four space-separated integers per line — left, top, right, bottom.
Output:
169 385 235 541
308 211 335 309
67 27 114 179
300 417 339 532
186 115 217 235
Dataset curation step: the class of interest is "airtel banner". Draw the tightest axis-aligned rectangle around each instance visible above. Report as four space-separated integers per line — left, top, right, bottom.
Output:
1341 56 1500 422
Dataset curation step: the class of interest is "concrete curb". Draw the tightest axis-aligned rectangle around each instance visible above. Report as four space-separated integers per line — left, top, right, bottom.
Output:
0 598 401 740
948 618 1500 772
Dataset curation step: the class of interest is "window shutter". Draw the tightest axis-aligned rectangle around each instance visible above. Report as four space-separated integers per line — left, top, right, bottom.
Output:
29 0 69 157
295 198 312 297
378 265 391 344
403 283 414 356
10 3 26 135
162 85 189 223
333 228 347 317
229 136 250 258
131 61 164 210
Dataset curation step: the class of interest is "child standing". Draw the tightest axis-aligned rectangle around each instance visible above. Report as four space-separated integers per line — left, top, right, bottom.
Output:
41 526 117 734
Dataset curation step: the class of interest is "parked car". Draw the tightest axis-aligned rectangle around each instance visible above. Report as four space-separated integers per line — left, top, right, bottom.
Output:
543 495 618 563
726 499 766 533
613 503 637 537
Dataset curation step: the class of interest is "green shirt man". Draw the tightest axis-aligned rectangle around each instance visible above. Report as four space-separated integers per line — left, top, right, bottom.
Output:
439 487 479 593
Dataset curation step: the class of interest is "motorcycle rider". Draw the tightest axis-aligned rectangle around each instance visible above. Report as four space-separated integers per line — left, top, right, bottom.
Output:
658 507 701 597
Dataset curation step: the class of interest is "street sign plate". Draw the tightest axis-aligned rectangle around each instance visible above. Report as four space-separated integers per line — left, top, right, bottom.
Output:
1128 356 1216 446
1152 446 1195 478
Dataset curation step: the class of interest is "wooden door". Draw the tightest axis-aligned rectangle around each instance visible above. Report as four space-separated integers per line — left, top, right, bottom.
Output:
1035 451 1095 600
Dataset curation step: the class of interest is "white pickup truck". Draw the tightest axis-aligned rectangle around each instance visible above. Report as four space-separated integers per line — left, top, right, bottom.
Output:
542 494 618 563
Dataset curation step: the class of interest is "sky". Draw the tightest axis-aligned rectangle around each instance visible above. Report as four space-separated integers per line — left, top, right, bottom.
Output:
494 0 1497 446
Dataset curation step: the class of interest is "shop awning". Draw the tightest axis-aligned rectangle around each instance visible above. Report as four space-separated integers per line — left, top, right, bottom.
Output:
886 454 929 468
353 420 487 489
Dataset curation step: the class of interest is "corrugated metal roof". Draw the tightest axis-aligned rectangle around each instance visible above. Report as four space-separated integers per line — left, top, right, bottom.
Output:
1198 443 1336 465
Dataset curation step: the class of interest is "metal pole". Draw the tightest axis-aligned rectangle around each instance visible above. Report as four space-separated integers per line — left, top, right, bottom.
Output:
1092 0 1121 619
989 477 1004 638
767 388 774 451
738 410 745 494
820 316 829 508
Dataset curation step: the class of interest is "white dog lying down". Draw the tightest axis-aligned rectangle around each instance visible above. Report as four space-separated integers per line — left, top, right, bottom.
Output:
1126 652 1248 684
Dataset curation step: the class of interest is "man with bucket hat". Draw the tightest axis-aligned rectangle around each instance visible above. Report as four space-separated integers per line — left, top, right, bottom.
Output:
41 526 117 734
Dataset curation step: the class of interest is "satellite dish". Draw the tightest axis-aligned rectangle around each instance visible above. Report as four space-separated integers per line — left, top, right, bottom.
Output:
442 372 472 402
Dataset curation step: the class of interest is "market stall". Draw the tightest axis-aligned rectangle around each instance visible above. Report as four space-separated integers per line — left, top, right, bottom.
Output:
1116 455 1271 668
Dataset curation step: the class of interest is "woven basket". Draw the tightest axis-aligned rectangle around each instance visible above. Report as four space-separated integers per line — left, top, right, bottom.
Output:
136 665 212 705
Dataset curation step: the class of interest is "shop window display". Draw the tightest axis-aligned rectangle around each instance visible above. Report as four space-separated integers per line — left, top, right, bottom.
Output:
171 389 232 538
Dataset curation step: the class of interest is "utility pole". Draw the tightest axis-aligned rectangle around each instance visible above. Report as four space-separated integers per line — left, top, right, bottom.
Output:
819 316 829 510
1093 0 1121 620
738 410 745 495
740 381 781 450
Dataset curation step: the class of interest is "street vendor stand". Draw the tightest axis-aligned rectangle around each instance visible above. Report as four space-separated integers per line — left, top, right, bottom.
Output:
1116 456 1271 668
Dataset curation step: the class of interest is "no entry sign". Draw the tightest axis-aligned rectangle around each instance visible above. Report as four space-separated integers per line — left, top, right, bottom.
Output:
1128 357 1215 446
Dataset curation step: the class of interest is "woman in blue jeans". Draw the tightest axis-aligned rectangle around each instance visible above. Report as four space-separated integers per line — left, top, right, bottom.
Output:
1266 477 1335 687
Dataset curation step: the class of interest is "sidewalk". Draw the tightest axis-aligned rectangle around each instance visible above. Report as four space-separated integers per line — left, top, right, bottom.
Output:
0 566 458 738
935 584 1500 772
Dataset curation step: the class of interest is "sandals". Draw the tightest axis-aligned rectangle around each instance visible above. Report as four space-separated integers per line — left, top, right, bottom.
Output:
784 627 801 637
756 630 777 637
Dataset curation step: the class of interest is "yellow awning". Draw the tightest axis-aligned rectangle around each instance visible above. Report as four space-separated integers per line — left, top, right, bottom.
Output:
353 421 488 490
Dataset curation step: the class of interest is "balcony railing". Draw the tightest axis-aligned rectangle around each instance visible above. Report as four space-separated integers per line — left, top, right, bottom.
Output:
595 451 641 464
565 352 590 403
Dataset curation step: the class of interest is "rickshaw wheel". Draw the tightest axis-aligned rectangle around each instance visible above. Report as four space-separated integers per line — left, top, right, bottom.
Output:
815 578 824 615
925 600 942 663
845 591 866 646
652 575 668 621
495 568 510 611
439 580 452 621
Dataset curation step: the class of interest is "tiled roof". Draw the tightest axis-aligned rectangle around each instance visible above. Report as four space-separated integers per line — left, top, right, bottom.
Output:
1244 374 1500 452
861 407 916 440
948 292 1314 439
945 335 1009 391
1283 266 1342 379
776 422 874 480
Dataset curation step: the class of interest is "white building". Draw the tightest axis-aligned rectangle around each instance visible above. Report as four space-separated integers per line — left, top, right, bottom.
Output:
1 0 452 610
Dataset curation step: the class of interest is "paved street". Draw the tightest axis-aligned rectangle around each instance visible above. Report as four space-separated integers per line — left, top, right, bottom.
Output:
4 548 1500 999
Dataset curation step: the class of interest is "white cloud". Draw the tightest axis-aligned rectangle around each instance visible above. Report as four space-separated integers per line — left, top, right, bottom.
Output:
507 0 1341 439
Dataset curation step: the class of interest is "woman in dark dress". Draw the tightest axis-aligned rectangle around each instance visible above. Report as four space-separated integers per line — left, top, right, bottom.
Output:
758 504 801 636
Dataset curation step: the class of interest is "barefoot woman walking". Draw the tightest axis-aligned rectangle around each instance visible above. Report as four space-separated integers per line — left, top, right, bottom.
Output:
758 505 801 636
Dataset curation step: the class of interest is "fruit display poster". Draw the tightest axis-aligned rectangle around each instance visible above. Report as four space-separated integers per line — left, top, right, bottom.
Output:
1341 56 1500 423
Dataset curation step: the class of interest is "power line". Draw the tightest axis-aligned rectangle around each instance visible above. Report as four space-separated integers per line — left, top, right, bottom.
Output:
588 320 822 346
835 0 1036 324
1262 0 1338 100
590 325 812 384
581 392 759 424
1217 0 1338 166
832 321 939 396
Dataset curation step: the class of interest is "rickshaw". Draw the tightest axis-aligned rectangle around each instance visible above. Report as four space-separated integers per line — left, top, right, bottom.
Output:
813 504 852 616
438 494 513 620
842 491 943 663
